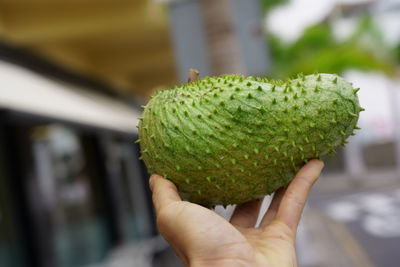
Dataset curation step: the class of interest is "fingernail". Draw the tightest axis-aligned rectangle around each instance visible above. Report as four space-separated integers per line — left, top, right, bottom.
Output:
316 159 325 168
149 175 156 191
311 159 325 170
310 158 323 165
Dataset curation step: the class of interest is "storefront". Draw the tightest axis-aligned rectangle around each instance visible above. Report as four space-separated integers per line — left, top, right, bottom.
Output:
0 60 155 267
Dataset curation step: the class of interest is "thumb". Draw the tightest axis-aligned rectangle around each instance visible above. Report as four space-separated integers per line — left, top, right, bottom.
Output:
150 174 181 216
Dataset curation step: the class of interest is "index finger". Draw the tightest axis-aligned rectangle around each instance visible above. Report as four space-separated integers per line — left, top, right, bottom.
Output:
150 174 182 215
275 159 324 231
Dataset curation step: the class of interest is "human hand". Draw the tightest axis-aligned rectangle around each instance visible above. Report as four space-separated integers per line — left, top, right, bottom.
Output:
149 159 324 267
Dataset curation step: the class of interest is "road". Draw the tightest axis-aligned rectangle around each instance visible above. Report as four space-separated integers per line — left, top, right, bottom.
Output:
302 186 400 267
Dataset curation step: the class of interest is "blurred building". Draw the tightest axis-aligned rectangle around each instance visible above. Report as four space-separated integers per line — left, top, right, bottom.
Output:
0 0 177 99
0 1 176 266
0 56 159 267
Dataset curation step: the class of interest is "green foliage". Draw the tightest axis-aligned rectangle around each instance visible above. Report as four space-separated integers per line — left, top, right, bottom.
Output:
260 0 289 12
396 44 400 63
267 16 396 78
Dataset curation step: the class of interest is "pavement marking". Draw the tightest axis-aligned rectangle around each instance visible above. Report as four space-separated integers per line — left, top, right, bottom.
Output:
326 217 375 267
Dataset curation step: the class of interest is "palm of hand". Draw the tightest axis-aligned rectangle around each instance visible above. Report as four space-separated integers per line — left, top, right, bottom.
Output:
151 160 323 267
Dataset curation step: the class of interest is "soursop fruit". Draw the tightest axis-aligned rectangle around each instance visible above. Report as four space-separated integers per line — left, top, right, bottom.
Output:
138 73 362 206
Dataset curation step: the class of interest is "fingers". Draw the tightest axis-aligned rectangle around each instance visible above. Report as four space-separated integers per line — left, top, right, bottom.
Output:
230 198 263 228
275 159 324 231
150 174 181 215
259 187 286 227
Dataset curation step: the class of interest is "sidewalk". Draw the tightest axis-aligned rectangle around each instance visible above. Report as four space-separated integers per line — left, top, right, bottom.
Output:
298 171 400 267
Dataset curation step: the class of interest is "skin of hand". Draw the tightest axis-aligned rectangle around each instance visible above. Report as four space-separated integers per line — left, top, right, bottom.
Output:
149 159 324 267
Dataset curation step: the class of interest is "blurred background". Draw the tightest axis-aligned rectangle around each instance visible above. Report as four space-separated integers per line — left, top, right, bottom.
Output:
0 0 399 266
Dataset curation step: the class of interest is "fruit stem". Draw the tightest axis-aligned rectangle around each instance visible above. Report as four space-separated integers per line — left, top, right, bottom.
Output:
188 68 200 83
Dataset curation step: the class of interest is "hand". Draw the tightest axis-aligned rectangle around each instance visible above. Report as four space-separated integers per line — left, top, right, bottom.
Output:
149 159 324 267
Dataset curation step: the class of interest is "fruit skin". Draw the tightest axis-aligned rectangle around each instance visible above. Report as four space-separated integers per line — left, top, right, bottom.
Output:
138 73 362 206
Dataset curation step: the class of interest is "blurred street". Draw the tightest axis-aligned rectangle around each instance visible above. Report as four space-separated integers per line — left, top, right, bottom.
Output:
301 171 400 267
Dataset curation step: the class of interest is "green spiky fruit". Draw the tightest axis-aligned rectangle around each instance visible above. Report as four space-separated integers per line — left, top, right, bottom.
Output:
138 73 362 206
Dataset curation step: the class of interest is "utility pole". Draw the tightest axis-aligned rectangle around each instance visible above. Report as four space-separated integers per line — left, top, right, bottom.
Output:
199 0 244 75
168 0 268 81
